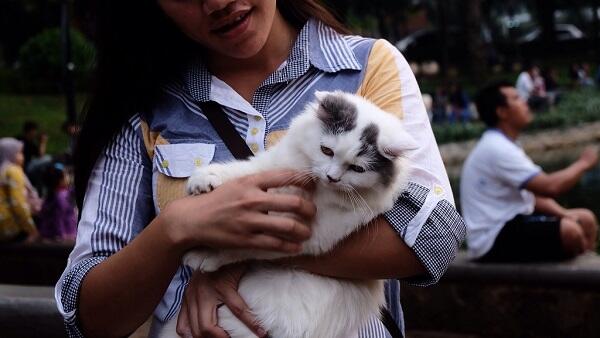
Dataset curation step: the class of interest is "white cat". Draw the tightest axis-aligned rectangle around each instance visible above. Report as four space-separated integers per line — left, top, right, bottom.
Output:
159 91 417 338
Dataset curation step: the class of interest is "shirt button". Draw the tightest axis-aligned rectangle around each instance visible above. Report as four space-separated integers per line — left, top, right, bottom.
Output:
161 160 169 168
250 143 260 153
250 127 259 136
194 158 203 167
253 115 262 121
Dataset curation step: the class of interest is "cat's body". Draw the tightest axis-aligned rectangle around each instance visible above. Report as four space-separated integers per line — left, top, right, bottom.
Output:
158 91 416 338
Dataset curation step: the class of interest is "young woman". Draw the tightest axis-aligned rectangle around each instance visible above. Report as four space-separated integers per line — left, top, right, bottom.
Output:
57 1 465 337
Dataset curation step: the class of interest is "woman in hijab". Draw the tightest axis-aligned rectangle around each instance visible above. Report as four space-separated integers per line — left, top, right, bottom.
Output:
0 137 39 243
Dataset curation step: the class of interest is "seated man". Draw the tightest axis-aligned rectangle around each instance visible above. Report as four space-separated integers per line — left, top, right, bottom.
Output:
460 81 598 262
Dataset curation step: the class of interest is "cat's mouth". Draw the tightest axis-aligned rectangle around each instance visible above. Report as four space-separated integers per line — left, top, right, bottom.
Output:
319 179 351 192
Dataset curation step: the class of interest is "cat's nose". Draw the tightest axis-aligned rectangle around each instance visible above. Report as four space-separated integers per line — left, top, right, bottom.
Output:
327 175 340 183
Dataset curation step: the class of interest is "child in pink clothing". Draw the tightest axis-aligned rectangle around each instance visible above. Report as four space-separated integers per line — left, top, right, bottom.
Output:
38 163 77 241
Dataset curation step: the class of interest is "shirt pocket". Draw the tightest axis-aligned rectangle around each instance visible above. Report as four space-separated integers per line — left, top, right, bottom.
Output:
153 143 216 211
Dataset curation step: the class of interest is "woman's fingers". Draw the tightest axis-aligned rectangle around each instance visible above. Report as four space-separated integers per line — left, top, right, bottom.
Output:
253 192 317 221
245 213 311 242
176 296 193 337
248 233 302 253
218 285 266 338
246 169 316 191
196 282 229 338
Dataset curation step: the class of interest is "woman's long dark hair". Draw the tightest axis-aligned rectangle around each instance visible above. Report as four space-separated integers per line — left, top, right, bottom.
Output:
74 0 347 209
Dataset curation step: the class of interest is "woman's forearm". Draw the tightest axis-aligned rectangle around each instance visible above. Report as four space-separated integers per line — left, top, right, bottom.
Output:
286 216 426 280
79 215 185 338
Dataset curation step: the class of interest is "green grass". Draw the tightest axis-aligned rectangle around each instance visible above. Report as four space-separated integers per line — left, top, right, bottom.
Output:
0 94 84 155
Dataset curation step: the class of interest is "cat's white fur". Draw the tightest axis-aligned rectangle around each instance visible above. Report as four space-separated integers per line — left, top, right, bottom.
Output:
158 91 417 338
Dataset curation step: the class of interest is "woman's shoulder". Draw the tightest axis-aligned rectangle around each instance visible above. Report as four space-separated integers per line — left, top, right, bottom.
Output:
3 164 25 179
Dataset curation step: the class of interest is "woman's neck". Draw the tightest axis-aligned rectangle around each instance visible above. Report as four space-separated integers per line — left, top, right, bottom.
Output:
206 12 299 102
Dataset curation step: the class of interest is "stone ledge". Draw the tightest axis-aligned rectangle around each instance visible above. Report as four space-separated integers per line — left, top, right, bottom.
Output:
402 252 600 338
0 285 66 338
442 252 600 290
0 242 72 286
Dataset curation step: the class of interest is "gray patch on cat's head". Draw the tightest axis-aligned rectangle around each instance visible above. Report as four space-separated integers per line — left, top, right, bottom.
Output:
317 94 357 134
358 123 396 186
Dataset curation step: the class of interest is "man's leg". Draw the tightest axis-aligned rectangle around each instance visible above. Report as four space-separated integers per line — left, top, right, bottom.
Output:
559 218 587 257
565 208 598 251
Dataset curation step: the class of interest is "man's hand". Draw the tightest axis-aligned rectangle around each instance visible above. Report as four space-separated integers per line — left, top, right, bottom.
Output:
578 146 599 171
177 264 267 338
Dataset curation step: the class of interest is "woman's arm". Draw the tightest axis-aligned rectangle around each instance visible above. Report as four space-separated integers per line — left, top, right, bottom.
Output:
57 120 315 338
285 216 426 279
77 172 315 338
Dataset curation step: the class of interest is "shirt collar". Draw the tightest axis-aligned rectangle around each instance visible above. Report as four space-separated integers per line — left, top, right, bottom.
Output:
307 18 361 73
184 18 361 102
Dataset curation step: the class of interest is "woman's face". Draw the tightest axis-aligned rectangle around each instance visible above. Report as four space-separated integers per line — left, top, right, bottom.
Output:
158 0 278 60
14 149 24 168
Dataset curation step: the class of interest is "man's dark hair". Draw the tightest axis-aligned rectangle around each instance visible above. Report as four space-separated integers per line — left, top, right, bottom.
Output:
22 121 39 133
475 80 513 127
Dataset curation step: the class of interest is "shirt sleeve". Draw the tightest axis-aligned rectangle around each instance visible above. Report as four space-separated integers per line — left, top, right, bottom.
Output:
5 166 36 234
54 115 155 337
493 144 542 189
359 39 466 286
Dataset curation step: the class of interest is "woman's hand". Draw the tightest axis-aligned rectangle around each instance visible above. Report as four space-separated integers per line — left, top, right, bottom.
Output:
162 169 316 255
176 264 267 338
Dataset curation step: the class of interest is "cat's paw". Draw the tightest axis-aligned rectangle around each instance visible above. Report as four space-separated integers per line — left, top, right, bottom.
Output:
198 256 223 273
186 168 223 195
183 252 204 270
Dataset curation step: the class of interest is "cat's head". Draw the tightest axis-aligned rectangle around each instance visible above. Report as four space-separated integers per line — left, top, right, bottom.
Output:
304 91 417 192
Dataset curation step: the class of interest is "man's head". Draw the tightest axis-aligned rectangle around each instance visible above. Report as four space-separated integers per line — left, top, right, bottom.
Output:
475 81 533 130
523 61 540 77
22 121 39 141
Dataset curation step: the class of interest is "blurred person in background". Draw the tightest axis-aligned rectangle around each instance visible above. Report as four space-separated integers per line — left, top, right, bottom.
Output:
17 121 48 171
516 62 549 111
17 120 53 194
448 83 472 123
542 66 561 106
461 81 598 263
0 138 40 243
37 162 77 242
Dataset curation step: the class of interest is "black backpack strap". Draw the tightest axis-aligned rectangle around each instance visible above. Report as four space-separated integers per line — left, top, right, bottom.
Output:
199 101 254 160
381 307 404 338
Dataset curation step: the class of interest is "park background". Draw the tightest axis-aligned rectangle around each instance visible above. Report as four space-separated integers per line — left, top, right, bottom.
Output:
1 1 600 337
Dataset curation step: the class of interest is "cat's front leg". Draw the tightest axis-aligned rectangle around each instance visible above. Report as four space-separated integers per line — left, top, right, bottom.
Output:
183 250 232 272
183 250 250 273
187 160 269 196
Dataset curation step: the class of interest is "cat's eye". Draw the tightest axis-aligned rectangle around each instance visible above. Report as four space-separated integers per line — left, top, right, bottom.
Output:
349 165 365 173
321 146 334 157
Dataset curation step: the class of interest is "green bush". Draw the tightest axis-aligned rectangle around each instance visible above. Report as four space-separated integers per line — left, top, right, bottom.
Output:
16 27 95 93
433 89 600 144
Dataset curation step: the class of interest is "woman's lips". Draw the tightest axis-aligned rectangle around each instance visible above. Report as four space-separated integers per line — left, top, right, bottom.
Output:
211 9 252 38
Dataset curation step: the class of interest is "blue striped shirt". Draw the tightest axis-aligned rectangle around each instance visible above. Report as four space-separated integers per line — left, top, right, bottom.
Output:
55 18 466 337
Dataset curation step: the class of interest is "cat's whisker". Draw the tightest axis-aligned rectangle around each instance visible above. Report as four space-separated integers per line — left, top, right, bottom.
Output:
349 186 375 218
344 190 359 214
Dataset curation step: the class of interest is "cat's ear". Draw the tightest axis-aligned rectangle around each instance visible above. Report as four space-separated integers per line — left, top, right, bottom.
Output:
381 133 419 159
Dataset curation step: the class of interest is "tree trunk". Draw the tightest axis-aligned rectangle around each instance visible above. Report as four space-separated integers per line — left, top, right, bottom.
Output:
535 0 556 52
464 0 486 79
437 0 449 78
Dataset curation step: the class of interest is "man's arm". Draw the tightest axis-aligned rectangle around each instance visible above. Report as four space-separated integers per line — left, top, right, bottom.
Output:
526 146 598 197
534 196 567 218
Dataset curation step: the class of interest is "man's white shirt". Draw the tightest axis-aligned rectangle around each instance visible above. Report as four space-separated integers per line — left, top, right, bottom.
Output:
460 129 541 258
